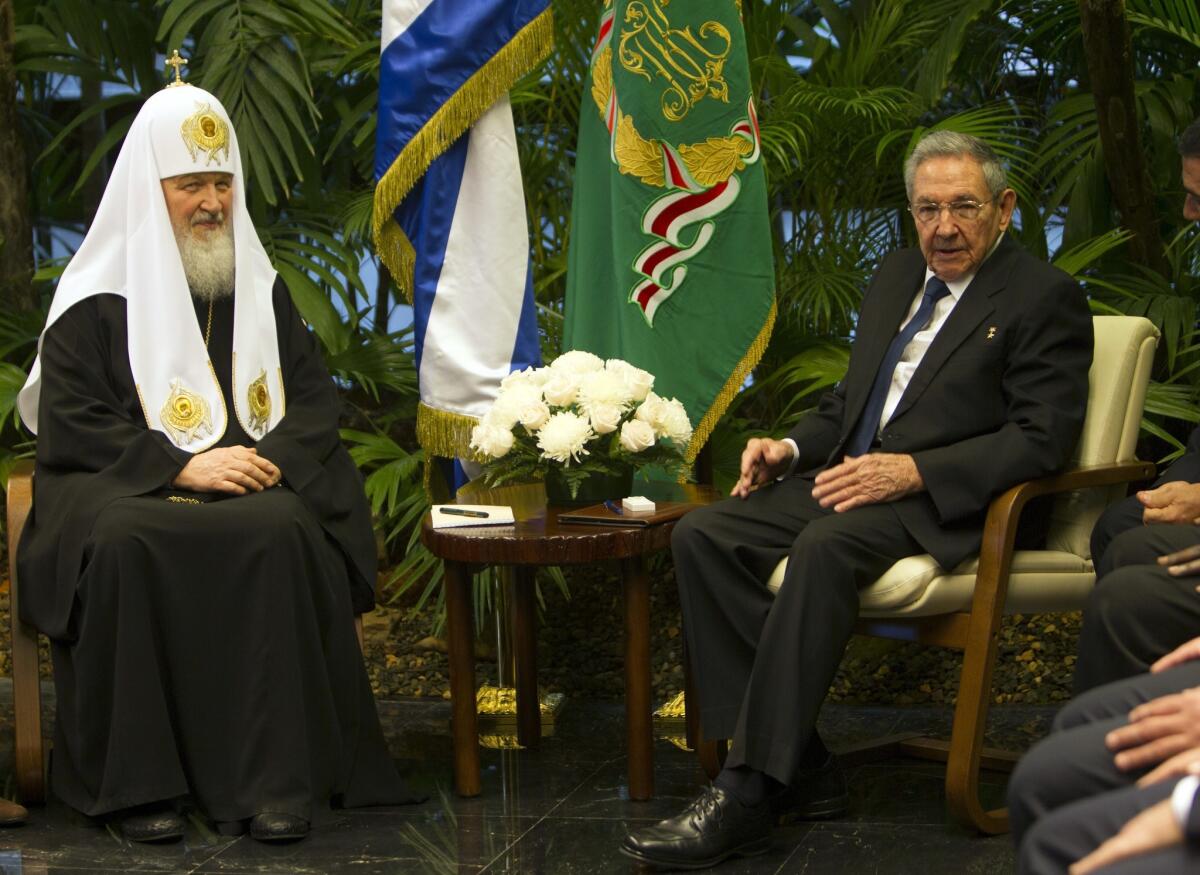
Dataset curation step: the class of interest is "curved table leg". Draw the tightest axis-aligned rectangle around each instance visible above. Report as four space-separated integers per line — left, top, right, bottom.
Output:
621 556 654 800
444 559 481 797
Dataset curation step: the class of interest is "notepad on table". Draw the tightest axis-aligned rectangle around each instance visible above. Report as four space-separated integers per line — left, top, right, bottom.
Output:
431 504 516 529
557 500 696 528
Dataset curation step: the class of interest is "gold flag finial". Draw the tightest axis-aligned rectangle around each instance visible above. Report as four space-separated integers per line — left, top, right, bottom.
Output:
164 50 188 88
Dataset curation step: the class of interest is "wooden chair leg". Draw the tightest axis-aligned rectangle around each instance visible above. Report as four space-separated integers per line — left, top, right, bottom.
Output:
10 608 44 805
945 585 1009 834
8 463 44 804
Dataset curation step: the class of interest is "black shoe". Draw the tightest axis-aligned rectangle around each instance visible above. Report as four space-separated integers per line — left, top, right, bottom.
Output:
621 785 771 870
118 806 185 843
771 755 849 824
249 812 309 843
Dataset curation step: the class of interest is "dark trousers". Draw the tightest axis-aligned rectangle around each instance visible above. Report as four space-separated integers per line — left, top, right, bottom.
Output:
1074 523 1200 693
672 476 920 784
1009 662 1200 874
1089 450 1200 565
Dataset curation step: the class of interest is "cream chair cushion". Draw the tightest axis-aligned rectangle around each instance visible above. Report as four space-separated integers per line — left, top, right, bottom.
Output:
765 315 1159 615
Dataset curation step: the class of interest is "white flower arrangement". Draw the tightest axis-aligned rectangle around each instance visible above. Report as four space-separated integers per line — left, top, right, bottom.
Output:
469 352 693 497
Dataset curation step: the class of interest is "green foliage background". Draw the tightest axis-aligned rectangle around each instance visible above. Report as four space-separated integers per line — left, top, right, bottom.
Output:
5 0 1200 607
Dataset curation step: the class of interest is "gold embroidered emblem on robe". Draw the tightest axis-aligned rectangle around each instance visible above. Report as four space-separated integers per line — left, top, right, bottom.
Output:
180 103 230 165
247 370 271 435
160 378 213 444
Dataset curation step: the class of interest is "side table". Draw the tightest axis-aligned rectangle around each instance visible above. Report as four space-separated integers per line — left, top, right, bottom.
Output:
420 480 719 801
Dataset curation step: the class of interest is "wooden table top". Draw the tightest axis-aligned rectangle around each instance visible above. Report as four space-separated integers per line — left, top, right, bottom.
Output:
420 480 722 565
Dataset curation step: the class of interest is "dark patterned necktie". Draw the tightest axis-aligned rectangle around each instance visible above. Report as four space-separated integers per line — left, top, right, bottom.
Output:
845 277 951 457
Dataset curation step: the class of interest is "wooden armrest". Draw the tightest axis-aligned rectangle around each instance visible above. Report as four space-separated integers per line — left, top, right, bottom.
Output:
969 459 1156 615
989 460 1157 513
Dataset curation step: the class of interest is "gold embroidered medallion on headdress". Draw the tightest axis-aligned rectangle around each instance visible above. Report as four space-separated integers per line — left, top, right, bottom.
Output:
247 370 272 435
180 103 230 165
160 378 214 445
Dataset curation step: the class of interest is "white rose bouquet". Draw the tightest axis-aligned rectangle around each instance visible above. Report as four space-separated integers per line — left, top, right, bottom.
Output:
469 352 693 500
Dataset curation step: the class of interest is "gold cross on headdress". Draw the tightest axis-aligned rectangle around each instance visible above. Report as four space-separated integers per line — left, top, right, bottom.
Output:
164 50 188 88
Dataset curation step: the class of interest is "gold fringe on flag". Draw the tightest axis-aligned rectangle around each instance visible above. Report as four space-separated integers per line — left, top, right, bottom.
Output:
416 401 483 461
683 298 777 471
373 8 554 301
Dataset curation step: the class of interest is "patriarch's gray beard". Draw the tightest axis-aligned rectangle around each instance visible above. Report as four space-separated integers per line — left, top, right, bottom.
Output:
176 214 235 302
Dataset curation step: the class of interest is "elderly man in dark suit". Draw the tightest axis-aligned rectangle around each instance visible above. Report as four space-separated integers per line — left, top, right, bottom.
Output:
620 130 1094 871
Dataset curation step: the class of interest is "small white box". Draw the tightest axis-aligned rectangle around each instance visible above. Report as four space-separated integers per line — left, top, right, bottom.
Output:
622 496 656 513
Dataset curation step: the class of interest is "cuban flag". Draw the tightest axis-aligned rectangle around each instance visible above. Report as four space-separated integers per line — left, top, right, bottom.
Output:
374 0 551 481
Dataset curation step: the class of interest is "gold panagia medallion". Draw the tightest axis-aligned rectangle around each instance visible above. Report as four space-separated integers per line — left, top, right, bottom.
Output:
247 370 271 435
160 378 214 445
180 103 230 165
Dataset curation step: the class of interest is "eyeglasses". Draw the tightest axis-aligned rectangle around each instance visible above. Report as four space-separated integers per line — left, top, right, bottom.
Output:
908 199 992 224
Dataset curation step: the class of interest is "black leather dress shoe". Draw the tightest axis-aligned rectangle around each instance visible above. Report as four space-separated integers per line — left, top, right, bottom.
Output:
249 812 309 842
621 785 771 870
118 807 185 843
771 755 849 824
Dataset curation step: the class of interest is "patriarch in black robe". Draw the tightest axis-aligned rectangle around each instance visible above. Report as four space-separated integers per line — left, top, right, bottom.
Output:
16 80 418 842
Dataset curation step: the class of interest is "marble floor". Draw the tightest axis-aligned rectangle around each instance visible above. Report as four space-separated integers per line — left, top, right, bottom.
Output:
0 685 1048 874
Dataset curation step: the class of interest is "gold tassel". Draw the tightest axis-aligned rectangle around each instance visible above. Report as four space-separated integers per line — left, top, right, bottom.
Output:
416 402 482 460
682 298 777 475
373 9 555 300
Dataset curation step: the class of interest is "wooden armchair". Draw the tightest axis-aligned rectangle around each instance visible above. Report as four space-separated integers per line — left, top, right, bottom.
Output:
5 462 366 804
689 315 1160 834
6 459 42 803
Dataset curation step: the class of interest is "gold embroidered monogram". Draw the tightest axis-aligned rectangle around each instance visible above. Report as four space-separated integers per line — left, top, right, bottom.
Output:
180 103 230 165
165 496 202 505
618 0 731 122
247 370 271 435
160 378 214 445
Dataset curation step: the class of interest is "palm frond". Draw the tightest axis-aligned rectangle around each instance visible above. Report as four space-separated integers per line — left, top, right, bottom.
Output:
1127 0 1200 50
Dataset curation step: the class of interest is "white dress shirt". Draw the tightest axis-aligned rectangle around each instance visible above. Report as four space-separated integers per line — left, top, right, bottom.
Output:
777 234 1005 477
876 270 970 430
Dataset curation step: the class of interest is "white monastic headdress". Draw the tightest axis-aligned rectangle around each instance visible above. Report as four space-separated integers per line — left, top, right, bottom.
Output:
18 83 284 451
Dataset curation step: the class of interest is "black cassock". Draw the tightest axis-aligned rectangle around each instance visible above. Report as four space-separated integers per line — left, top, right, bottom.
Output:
18 279 418 822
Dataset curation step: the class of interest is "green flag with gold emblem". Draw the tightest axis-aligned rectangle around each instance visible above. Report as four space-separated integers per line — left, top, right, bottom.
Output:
564 0 776 465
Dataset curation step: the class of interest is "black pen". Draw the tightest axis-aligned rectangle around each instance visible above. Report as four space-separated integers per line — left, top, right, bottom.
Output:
604 500 624 516
441 507 489 518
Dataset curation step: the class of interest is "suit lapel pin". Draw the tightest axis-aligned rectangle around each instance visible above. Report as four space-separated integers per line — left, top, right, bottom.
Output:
986 326 997 341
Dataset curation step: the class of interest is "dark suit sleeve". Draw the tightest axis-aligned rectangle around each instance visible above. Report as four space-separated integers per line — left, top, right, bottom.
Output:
785 385 846 472
910 273 1092 523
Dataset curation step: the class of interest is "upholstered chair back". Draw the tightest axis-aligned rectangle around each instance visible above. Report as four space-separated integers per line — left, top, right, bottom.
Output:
1044 316 1159 558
